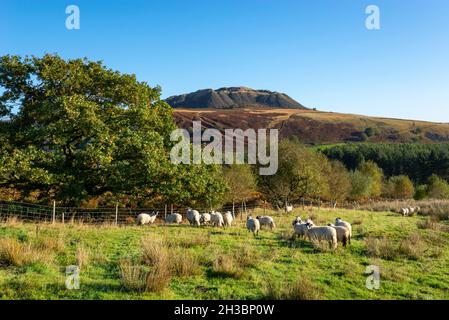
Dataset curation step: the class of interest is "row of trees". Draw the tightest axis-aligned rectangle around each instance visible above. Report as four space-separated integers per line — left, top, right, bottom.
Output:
321 143 449 184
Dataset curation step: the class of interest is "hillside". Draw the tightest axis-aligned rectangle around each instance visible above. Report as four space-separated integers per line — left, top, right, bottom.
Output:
173 107 449 144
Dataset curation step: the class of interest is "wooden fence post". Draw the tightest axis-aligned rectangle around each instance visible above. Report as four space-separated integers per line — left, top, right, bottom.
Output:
52 201 56 224
62 211 65 224
165 204 167 220
115 202 118 226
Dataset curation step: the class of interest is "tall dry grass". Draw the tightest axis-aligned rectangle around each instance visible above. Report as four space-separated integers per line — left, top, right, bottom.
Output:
365 233 426 260
264 277 320 300
0 238 54 267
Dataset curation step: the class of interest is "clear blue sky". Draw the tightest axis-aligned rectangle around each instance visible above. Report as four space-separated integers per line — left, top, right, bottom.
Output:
2 0 449 122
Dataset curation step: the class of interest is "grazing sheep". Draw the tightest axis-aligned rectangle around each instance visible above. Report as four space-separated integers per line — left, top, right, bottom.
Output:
305 218 315 227
223 211 233 227
246 216 260 237
328 224 350 246
292 216 302 226
136 212 158 226
165 213 182 224
200 213 211 225
210 211 224 228
305 224 338 250
293 221 308 239
335 218 352 237
400 207 410 217
256 216 276 230
285 205 293 213
186 208 201 227
415 206 421 213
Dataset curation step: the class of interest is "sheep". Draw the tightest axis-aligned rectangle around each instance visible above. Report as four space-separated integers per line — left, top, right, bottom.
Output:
292 221 308 239
400 207 410 217
136 212 158 226
328 224 350 246
305 224 338 250
186 208 201 227
415 206 421 213
165 213 182 224
200 213 211 225
210 211 224 228
256 216 276 230
305 218 315 227
335 218 352 237
246 216 260 237
285 205 293 213
223 211 233 227
292 216 302 226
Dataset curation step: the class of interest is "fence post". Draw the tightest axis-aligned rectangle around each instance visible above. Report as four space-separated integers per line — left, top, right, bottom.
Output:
62 211 65 224
171 204 173 214
52 201 56 224
165 204 167 220
115 202 118 226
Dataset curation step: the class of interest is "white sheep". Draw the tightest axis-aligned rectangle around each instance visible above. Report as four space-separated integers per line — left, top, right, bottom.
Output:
210 211 224 228
335 218 352 237
400 207 410 217
200 213 211 225
305 224 338 250
186 208 201 227
246 216 260 237
136 212 158 226
305 218 315 227
293 221 308 239
165 213 182 224
256 215 276 230
328 224 350 247
285 205 293 213
223 211 233 227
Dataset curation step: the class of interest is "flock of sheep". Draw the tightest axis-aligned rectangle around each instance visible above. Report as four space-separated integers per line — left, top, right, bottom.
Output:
136 208 352 251
399 206 421 217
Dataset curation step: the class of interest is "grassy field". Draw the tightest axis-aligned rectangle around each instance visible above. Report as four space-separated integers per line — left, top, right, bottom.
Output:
1 208 449 300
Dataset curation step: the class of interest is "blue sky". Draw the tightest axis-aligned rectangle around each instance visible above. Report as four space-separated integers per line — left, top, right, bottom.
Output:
1 0 449 122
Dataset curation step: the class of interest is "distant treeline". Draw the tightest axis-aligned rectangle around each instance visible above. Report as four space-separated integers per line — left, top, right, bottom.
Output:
321 143 449 183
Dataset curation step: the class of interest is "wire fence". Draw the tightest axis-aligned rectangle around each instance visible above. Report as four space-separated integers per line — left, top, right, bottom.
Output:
0 198 382 225
0 200 267 225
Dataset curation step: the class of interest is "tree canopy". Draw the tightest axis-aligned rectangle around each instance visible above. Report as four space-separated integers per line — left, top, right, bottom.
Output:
0 55 224 206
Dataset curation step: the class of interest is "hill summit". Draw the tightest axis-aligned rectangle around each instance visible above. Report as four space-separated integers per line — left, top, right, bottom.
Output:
165 87 307 109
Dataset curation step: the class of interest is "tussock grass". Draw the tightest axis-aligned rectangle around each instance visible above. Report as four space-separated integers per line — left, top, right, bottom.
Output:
171 249 201 277
365 233 426 260
264 277 320 300
211 255 243 279
0 238 53 267
118 259 147 292
76 245 90 269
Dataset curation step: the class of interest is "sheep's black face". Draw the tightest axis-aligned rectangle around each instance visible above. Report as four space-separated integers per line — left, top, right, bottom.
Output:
256 216 260 219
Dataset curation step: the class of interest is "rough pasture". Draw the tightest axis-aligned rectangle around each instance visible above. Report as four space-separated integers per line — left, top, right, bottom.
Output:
0 208 449 300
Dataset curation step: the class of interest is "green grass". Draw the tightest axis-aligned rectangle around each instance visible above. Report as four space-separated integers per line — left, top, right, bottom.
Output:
1 208 449 300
